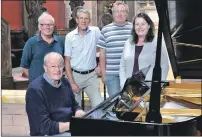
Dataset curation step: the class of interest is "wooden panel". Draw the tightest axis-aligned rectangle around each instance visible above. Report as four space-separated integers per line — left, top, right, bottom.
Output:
176 97 201 105
162 88 201 96
133 108 201 117
168 81 201 89
1 18 12 77
1 76 14 89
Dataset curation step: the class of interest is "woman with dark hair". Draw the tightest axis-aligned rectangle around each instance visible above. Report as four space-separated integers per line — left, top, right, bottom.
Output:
119 13 170 89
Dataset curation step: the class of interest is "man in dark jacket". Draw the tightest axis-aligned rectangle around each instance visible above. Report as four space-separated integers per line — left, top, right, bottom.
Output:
26 52 85 136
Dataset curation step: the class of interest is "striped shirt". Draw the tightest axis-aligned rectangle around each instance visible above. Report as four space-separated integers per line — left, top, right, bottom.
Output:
97 22 132 75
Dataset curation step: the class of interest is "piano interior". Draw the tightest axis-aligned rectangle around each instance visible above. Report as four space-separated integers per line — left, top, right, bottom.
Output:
133 83 201 123
70 71 201 136
83 74 201 124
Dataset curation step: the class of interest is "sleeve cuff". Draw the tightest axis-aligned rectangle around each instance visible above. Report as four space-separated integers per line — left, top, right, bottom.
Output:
97 44 106 49
20 63 30 69
75 106 82 111
55 122 60 134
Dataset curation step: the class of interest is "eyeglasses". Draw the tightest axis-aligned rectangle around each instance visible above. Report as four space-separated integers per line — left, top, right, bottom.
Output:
45 64 64 70
40 24 54 27
113 10 127 14
78 17 89 21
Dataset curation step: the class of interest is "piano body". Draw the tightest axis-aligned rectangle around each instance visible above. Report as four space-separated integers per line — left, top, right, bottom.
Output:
70 0 202 135
70 75 201 136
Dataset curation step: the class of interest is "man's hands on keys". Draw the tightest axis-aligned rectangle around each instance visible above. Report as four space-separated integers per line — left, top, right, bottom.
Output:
75 110 85 117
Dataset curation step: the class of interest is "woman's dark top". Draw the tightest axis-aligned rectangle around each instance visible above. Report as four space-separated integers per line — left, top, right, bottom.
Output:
132 45 144 75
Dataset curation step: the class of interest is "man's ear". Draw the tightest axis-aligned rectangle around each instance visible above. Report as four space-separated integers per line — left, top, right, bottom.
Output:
44 65 47 72
76 18 79 24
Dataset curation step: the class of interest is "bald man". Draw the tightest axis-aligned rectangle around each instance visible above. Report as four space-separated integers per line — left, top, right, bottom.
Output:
26 52 85 136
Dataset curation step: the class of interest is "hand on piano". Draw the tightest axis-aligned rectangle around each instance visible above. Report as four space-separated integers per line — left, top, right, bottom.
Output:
75 109 85 117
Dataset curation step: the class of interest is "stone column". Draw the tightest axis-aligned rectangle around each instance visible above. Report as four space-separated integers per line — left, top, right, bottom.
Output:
22 1 29 33
97 1 106 28
83 1 97 26
91 1 98 26
1 17 14 89
64 1 72 28
125 1 135 22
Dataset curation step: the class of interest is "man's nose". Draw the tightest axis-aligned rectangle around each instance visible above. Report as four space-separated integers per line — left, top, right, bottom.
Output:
117 13 123 16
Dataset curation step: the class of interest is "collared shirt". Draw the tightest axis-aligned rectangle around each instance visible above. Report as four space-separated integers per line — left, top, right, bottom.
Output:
43 73 62 88
37 31 59 42
20 33 64 82
64 26 101 71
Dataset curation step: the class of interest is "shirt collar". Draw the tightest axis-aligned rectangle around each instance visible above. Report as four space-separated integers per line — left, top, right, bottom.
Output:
74 26 91 35
43 73 62 88
113 21 129 27
36 32 58 42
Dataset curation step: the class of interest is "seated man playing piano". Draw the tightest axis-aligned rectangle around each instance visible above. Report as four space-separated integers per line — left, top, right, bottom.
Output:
26 52 85 136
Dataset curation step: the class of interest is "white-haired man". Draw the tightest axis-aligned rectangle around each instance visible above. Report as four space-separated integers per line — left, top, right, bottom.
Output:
20 12 64 82
26 52 85 136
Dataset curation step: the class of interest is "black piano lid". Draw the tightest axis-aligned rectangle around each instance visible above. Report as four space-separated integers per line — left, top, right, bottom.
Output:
160 0 202 79
70 114 201 136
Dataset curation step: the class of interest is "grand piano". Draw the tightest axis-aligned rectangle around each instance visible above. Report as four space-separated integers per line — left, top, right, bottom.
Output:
70 0 202 135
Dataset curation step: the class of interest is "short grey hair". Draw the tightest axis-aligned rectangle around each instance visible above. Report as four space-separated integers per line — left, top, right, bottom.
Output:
43 52 64 65
111 1 129 13
76 8 91 20
38 12 55 29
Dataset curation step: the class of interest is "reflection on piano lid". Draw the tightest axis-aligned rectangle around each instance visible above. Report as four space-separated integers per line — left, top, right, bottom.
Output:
165 0 202 79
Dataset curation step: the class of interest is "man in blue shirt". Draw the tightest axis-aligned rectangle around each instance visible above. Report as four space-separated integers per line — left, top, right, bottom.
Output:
20 12 64 82
26 52 85 136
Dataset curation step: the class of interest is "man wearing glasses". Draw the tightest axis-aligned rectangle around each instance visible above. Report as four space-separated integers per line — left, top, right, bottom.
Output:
64 8 103 108
20 12 64 82
97 1 132 97
26 52 85 136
